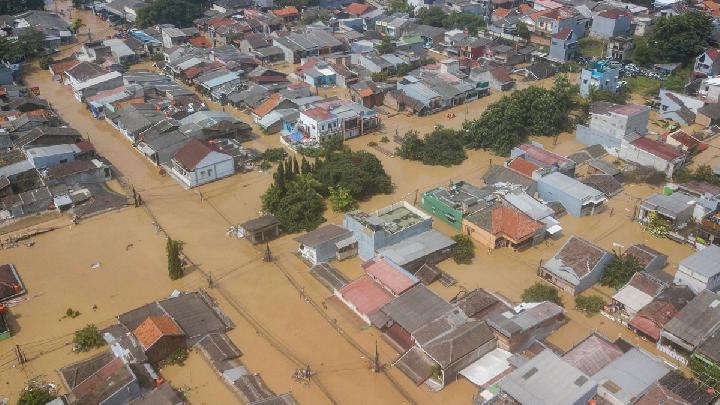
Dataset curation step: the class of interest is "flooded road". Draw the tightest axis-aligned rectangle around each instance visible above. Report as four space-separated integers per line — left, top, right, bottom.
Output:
1 2 697 403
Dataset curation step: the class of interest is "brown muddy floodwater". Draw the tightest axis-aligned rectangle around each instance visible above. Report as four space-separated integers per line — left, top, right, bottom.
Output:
2 4 696 403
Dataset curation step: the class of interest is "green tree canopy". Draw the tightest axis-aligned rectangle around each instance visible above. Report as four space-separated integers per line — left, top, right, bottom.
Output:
73 324 104 352
312 151 393 199
396 127 467 166
632 12 713 65
600 252 642 289
462 75 576 155
18 382 56 405
521 282 563 306
262 175 326 233
575 294 605 314
328 186 358 213
136 0 204 28
451 234 475 264
166 238 184 280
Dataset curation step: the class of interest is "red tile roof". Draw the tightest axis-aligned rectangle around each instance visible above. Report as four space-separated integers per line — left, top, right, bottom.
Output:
519 3 532 13
133 316 184 349
669 130 701 149
272 6 299 17
252 93 282 117
189 36 211 48
507 157 539 178
50 59 80 75
518 143 572 166
630 137 685 161
493 8 511 17
491 206 543 242
345 2 374 16
302 106 334 121
706 48 720 62
363 258 418 295
75 140 95 153
552 27 573 40
340 275 394 317
490 66 512 82
172 139 221 171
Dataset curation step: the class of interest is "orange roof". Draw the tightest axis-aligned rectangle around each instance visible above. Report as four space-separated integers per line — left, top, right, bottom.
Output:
704 0 720 10
50 59 80 75
189 36 211 48
345 2 374 15
24 109 52 118
252 93 282 117
272 6 299 17
519 3 532 14
491 206 543 242
357 88 374 98
133 316 184 349
507 157 540 177
493 8 511 17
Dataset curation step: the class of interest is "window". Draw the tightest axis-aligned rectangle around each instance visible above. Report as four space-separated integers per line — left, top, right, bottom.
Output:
208 169 213 177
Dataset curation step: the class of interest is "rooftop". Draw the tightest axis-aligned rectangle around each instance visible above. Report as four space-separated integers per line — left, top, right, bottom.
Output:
487 301 564 338
539 172 605 203
362 258 419 296
132 315 184 350
499 350 597 405
347 201 428 235
563 333 623 376
663 290 720 350
293 224 352 248
594 348 670 403
679 245 720 277
630 137 685 161
339 275 394 317
378 284 453 334
542 236 610 282
377 229 455 267
0 264 25 303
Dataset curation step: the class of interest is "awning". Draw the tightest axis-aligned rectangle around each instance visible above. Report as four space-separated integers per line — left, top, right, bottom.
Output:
546 224 562 235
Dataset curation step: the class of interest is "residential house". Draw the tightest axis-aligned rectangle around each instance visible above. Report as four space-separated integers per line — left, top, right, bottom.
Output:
487 302 564 352
498 350 597 405
362 257 420 296
696 103 720 127
338 275 395 324
463 204 546 250
698 76 720 103
482 165 538 194
373 282 453 336
132 315 186 365
511 143 576 176
548 28 578 62
539 236 613 294
168 139 235 188
343 201 432 260
694 48 720 77
623 243 668 274
576 101 686 177
58 351 142 404
537 172 606 217
271 6 300 24
673 245 720 293
0 264 26 303
63 61 105 86
294 99 379 142
590 8 632 38
469 66 514 92
665 129 702 153
376 229 455 272
607 36 634 61
629 285 695 342
562 333 625 377
294 224 355 265
375 14 414 39
580 62 620 97
238 214 280 244
302 61 337 88
637 192 696 230
71 71 124 101
350 81 384 108
659 89 704 126
25 144 80 169
610 272 666 319
659 290 720 362
420 181 496 230
635 372 716 405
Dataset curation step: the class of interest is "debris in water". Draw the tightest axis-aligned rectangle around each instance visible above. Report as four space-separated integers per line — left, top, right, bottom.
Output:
90 261 101 269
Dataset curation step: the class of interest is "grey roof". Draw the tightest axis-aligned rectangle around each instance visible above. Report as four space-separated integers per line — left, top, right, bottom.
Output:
540 172 605 202
487 301 564 338
309 262 348 292
499 350 597 405
584 174 623 197
293 224 352 248
240 214 279 233
593 348 669 403
417 318 495 368
378 284 453 334
482 165 536 189
679 245 720 278
158 291 231 345
662 290 720 350
587 159 620 176
376 229 454 266
196 333 242 362
395 346 436 385
641 193 696 216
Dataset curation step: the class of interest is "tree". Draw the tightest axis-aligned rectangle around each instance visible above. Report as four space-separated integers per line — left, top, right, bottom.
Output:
387 0 413 14
397 127 467 166
328 186 358 212
73 324 104 352
38 55 53 70
18 381 56 405
262 147 288 162
649 13 713 63
575 295 605 314
17 28 46 59
377 36 395 54
262 175 326 232
166 238 184 280
600 253 642 289
301 156 312 174
521 282 563 306
589 86 629 104
442 12 485 35
70 17 85 33
312 151 393 199
135 0 204 28
462 75 577 155
451 234 475 264
645 211 671 238
417 7 446 27
516 21 530 40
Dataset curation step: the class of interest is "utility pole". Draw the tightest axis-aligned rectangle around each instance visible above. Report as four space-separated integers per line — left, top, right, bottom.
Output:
15 345 25 365
372 341 380 373
263 242 273 262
